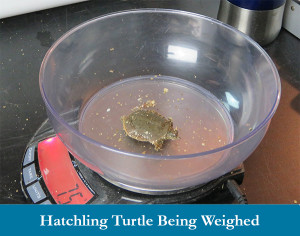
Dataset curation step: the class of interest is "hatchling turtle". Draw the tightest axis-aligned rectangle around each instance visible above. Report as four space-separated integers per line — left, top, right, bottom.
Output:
121 109 178 150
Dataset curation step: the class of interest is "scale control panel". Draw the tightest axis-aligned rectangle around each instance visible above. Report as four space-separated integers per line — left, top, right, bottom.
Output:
21 136 96 204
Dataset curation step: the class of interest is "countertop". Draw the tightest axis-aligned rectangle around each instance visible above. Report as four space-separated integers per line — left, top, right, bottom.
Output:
0 0 299 204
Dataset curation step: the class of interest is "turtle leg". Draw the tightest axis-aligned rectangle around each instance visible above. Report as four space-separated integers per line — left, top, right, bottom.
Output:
166 127 178 140
153 140 164 151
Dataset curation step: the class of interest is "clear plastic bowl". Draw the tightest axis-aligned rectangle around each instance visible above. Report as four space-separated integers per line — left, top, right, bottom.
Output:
39 9 281 194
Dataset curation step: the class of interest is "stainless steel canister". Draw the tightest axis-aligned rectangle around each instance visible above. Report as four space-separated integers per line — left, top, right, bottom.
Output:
218 0 286 45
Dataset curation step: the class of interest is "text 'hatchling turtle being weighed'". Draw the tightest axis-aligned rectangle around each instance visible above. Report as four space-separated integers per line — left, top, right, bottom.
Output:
121 109 179 150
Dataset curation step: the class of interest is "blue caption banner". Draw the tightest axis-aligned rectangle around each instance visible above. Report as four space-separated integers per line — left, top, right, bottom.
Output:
0 205 298 235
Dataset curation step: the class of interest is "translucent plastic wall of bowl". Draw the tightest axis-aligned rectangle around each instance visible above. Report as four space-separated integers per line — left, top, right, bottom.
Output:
40 10 280 193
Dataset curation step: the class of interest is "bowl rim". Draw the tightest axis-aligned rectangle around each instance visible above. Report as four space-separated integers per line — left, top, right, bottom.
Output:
39 8 281 160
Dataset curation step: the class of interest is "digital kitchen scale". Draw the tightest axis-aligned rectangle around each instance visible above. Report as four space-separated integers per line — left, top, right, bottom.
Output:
20 119 246 204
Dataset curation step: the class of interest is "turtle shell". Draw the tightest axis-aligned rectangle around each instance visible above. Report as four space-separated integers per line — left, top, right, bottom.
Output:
121 109 178 150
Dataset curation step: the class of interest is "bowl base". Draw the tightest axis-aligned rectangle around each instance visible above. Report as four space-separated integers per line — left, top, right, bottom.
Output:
20 119 245 204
